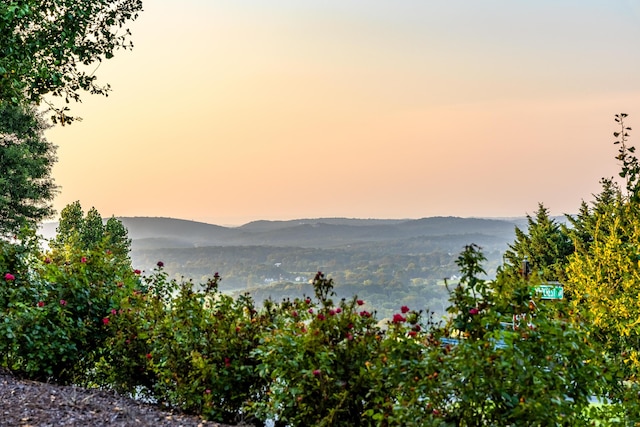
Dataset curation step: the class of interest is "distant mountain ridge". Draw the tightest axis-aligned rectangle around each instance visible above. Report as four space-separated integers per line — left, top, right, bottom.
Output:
40 216 526 250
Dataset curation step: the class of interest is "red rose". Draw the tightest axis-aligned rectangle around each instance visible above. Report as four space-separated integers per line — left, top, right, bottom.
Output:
392 313 406 323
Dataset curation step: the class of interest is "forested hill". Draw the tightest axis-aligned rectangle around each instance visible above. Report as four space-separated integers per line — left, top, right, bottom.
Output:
41 216 524 249
124 216 524 249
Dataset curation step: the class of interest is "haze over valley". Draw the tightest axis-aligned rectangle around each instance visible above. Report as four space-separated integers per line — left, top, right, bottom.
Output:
42 216 529 319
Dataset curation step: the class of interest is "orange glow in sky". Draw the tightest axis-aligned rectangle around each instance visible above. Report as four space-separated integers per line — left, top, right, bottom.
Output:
46 1 640 225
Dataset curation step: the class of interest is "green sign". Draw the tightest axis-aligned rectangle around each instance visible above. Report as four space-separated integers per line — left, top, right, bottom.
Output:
532 284 563 300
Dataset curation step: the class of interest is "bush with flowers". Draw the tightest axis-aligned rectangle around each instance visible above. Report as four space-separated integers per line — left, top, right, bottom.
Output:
250 272 386 426
97 263 270 424
0 220 636 425
0 227 138 384
422 244 621 425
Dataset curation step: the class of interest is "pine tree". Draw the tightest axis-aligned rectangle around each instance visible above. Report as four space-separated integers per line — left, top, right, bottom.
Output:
0 104 57 237
503 203 573 282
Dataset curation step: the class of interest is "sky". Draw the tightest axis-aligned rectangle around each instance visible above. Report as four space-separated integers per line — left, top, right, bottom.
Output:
46 0 640 226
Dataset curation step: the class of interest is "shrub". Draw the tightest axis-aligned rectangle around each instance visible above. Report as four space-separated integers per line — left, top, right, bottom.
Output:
427 244 614 425
251 272 387 426
100 266 269 424
0 231 136 384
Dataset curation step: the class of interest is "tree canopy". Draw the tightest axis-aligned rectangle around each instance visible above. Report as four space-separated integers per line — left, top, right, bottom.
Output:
503 203 573 282
0 0 143 124
50 201 131 266
0 103 57 237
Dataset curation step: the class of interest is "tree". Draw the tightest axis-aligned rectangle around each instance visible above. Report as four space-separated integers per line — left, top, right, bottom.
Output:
81 207 105 249
105 216 131 260
566 178 621 253
565 114 640 384
502 203 573 282
0 0 143 124
50 201 131 265
51 201 84 246
0 103 57 237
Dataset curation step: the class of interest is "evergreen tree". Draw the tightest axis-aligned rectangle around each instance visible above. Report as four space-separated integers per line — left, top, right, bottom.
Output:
503 203 573 282
566 178 622 253
0 104 57 237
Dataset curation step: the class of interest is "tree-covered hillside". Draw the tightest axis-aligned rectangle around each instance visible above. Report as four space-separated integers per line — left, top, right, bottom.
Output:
123 218 518 319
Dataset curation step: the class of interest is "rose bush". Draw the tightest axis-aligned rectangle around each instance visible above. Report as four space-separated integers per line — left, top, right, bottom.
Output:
0 229 137 384
0 229 636 425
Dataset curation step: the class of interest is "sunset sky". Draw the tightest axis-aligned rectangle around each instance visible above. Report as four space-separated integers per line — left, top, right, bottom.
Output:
46 1 640 226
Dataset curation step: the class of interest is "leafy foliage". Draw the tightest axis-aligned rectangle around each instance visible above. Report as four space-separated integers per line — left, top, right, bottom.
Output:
0 225 137 384
565 186 640 379
49 201 131 268
0 0 143 124
4 115 640 424
435 244 611 425
252 273 386 426
0 103 57 237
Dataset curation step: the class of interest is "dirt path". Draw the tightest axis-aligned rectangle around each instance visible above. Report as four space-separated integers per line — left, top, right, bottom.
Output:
0 370 244 427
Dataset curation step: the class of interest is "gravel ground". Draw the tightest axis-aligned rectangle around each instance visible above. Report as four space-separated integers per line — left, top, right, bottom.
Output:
0 370 247 427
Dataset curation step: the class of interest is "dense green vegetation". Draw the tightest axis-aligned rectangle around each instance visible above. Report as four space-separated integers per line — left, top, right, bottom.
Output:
4 5 640 423
1 0 142 239
2 116 640 425
0 103 57 237
1 0 143 124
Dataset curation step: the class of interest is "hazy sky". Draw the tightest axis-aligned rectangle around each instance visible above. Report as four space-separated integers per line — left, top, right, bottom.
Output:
46 1 640 225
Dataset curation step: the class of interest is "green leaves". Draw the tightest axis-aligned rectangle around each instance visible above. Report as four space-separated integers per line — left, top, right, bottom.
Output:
0 104 57 237
0 0 143 123
435 245 613 426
